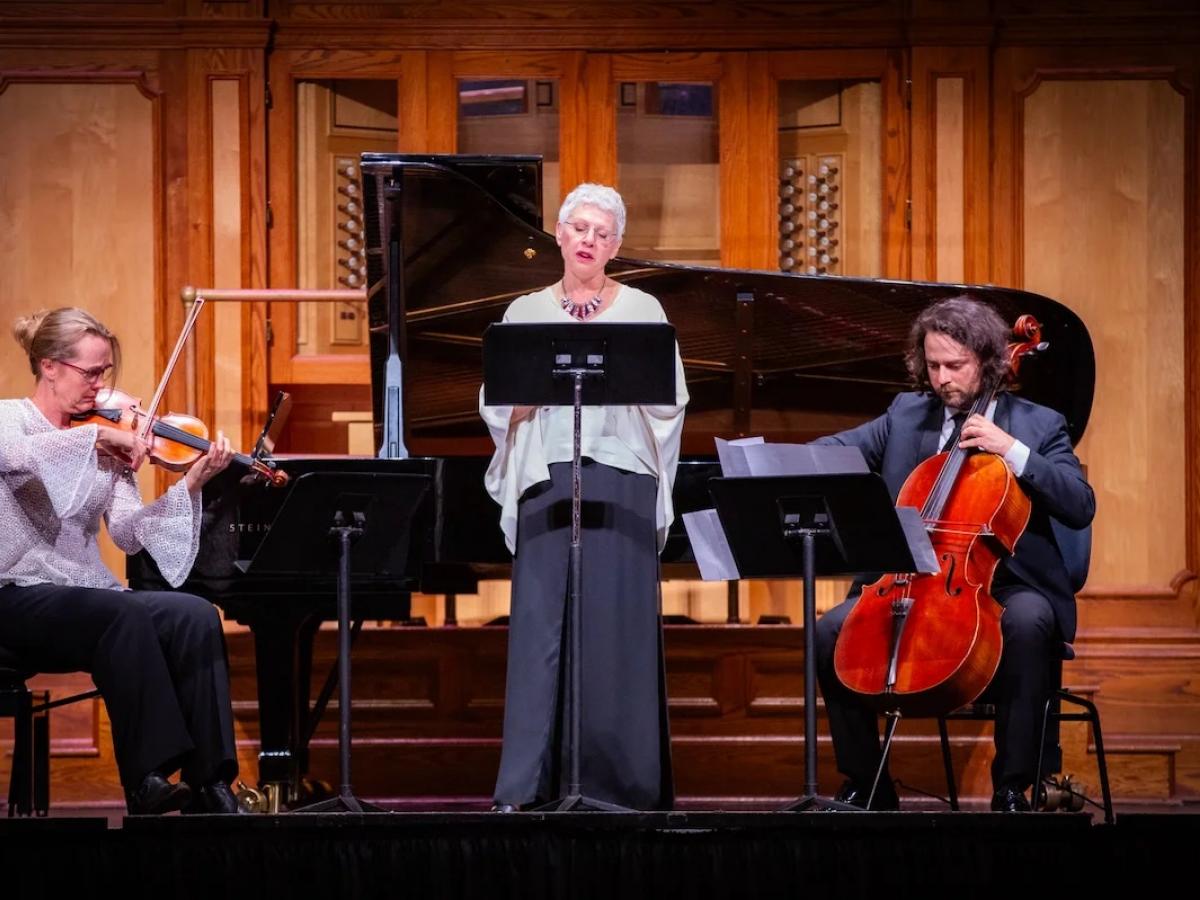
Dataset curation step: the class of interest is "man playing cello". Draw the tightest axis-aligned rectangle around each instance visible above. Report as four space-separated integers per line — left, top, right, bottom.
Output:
813 295 1096 812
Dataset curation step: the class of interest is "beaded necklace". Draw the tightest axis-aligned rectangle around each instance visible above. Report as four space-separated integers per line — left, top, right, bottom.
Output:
559 281 606 320
560 293 603 320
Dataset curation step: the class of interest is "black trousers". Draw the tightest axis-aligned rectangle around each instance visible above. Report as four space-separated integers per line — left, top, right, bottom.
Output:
493 461 674 811
815 584 1056 793
0 583 237 790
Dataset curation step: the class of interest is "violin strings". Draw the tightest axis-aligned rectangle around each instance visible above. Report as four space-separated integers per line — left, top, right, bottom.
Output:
149 419 258 468
150 419 210 452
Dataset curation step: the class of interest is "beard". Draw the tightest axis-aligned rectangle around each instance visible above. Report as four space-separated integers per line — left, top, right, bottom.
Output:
936 385 977 409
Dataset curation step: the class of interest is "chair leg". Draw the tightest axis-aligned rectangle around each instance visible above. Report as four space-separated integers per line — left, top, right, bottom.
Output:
1061 690 1114 825
32 696 50 817
7 689 34 817
1032 693 1054 812
1034 689 1115 825
937 717 960 811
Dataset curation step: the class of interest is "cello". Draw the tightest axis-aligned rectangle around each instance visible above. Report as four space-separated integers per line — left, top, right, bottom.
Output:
832 315 1047 718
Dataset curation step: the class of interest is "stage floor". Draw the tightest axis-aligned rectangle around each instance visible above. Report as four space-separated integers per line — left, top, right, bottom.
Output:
3 809 1198 899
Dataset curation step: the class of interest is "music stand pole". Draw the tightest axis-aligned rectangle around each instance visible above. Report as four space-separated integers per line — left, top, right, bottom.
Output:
567 372 585 799
297 510 382 813
784 528 856 811
548 369 627 812
334 515 360 807
801 530 819 799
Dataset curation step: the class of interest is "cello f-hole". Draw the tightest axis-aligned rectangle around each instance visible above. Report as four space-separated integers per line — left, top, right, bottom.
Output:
941 552 962 596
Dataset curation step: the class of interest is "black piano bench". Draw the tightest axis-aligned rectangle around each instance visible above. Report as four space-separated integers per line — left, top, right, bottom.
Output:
0 647 100 817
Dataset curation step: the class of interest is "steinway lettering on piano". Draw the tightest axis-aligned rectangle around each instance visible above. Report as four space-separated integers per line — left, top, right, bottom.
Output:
129 153 1095 802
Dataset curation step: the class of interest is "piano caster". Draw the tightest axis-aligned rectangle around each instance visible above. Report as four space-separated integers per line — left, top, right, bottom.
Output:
234 780 271 814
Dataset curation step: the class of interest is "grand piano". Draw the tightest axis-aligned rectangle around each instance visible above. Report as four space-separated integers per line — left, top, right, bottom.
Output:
129 153 1094 805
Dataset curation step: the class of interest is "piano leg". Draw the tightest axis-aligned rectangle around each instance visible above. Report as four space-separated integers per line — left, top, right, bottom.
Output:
248 611 321 808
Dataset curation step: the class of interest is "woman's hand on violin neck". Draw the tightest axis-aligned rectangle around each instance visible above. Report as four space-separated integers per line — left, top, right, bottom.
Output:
184 430 234 495
958 414 1016 456
95 427 149 472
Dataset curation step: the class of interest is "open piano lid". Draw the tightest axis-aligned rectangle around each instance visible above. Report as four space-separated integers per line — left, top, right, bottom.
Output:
360 153 1094 455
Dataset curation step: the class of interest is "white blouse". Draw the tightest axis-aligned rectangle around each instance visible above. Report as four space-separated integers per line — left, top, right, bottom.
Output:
479 284 689 554
0 398 202 590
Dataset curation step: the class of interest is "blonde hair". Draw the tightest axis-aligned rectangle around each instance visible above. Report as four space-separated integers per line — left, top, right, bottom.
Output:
12 307 121 380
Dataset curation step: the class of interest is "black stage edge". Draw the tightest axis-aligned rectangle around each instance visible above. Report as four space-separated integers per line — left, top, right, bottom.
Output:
2 812 1197 899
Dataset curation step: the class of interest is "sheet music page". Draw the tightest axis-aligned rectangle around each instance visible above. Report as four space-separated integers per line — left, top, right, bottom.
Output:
740 443 869 477
714 436 764 477
896 506 939 574
682 509 741 581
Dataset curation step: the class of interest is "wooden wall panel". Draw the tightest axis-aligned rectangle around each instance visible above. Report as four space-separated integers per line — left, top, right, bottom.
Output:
1023 78 1187 595
0 76 158 580
911 47 990 284
934 77 965 282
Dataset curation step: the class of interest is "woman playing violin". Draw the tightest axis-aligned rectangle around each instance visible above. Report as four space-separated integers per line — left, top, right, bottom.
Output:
813 295 1095 812
0 307 240 814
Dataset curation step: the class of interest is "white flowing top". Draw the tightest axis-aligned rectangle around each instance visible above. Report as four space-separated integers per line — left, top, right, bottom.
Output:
0 398 202 590
479 285 689 554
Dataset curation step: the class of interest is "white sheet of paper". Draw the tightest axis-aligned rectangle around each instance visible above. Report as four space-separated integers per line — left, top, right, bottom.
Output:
714 436 764 477
682 509 741 581
740 442 869 477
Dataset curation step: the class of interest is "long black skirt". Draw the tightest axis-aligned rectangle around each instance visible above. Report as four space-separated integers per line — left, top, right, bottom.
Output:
493 460 674 810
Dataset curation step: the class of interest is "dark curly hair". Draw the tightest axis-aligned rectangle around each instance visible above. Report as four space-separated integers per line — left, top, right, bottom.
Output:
905 295 1011 395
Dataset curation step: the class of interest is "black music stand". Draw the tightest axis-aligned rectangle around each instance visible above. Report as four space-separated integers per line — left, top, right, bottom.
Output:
483 322 677 812
708 470 935 811
238 471 431 813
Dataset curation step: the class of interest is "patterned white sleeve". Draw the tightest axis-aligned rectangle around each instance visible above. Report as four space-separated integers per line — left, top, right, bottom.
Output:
0 410 100 519
105 470 202 587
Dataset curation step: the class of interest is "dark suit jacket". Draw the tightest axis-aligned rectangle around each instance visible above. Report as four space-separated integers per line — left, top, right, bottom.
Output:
815 391 1095 641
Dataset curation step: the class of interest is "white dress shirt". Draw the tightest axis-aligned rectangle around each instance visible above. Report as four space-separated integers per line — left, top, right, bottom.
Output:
941 398 1030 476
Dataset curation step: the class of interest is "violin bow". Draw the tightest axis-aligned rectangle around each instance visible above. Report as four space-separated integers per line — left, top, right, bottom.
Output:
136 295 206 442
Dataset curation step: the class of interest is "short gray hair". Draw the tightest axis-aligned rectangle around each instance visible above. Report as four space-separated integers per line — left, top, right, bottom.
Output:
557 183 627 239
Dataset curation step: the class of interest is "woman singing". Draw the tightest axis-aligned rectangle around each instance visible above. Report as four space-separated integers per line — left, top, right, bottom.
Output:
480 183 689 811
0 308 240 815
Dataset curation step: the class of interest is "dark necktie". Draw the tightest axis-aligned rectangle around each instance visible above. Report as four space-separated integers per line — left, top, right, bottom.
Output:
941 411 967 453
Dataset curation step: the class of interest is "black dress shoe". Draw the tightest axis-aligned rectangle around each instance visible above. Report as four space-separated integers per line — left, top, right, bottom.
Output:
182 780 244 815
990 786 1032 812
126 772 192 816
834 779 900 811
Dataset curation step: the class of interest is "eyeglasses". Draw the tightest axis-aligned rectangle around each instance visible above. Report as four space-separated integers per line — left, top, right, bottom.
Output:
564 219 618 245
57 359 113 384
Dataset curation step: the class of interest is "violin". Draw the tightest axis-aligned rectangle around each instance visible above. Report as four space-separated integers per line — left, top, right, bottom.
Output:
832 315 1046 717
71 387 288 487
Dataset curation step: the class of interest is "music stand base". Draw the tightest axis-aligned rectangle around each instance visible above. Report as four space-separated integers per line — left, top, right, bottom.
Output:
534 793 632 813
783 793 864 812
294 791 385 814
